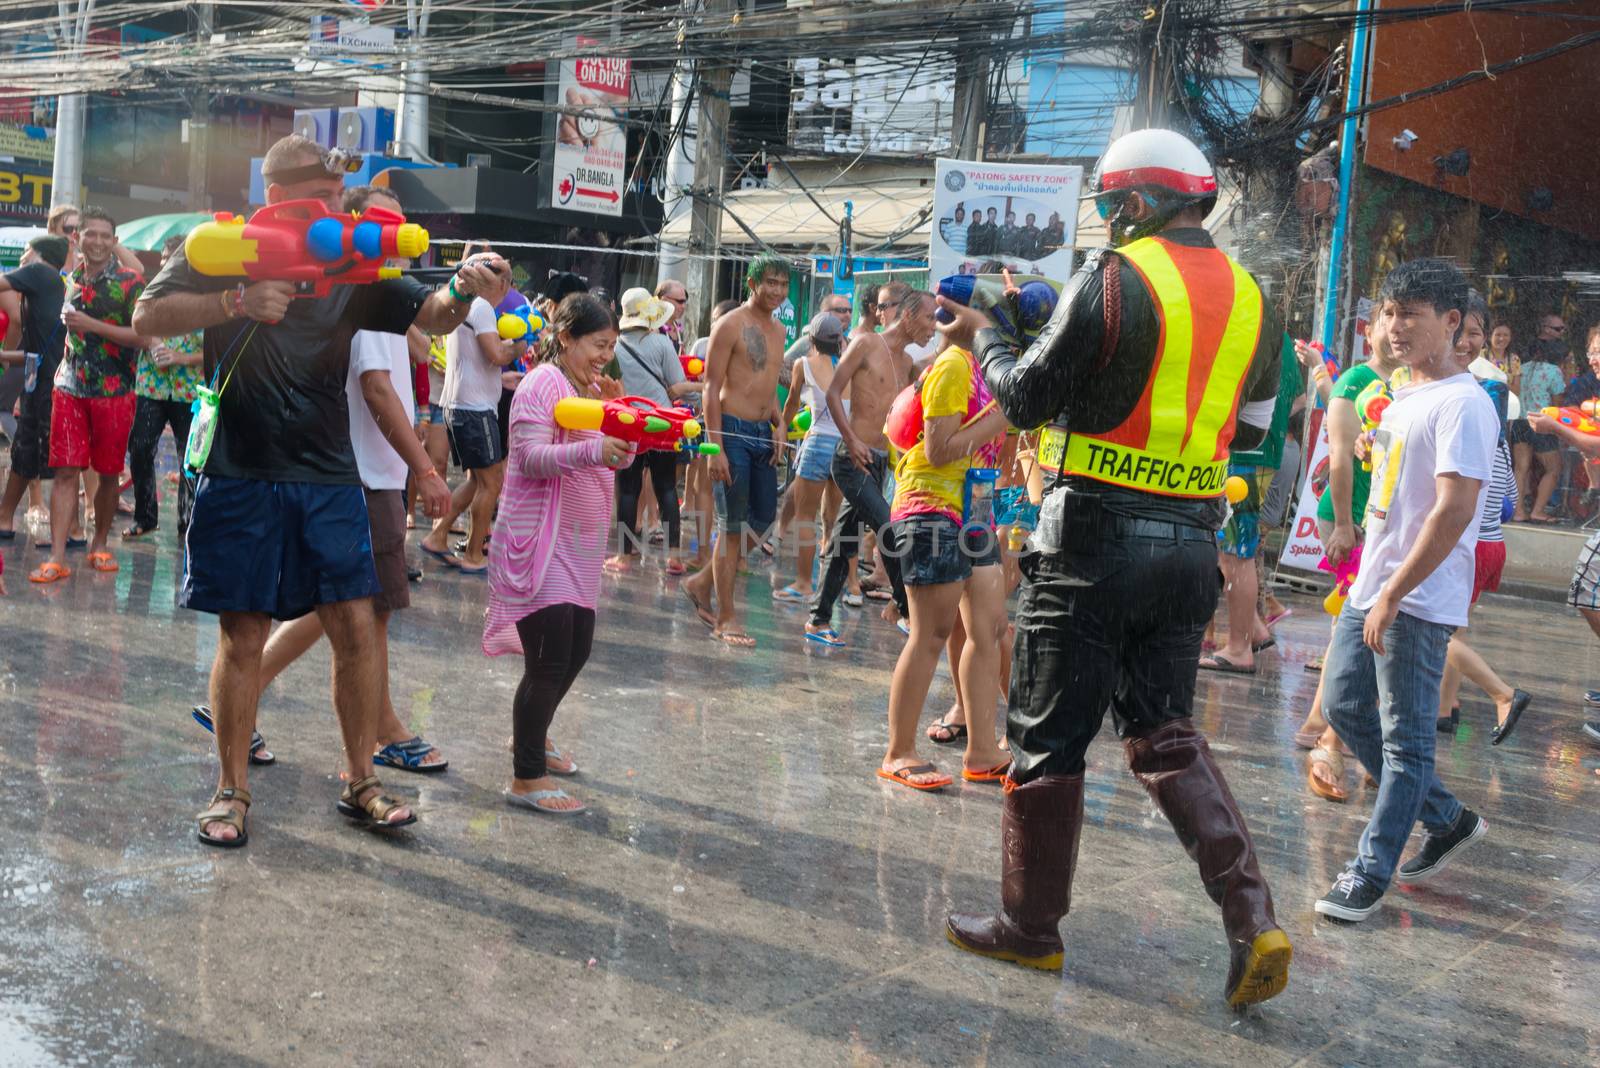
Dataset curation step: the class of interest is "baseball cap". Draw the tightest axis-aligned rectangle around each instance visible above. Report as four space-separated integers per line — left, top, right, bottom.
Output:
803 311 845 351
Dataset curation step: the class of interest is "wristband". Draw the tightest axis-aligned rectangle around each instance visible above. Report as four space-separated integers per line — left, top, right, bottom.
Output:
232 285 246 319
448 277 466 302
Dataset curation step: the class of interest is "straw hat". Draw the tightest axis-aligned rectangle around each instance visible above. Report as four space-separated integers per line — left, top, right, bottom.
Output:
619 287 673 331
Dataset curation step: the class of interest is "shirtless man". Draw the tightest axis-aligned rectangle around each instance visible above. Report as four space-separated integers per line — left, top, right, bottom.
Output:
804 283 931 645
683 253 791 648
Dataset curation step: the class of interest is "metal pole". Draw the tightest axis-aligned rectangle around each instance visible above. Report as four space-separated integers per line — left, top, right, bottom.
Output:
396 0 432 160
1319 0 1374 353
50 0 95 211
952 48 989 161
656 57 695 287
186 2 213 211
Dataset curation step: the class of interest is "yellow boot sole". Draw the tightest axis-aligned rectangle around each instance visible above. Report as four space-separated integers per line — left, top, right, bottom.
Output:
1228 928 1293 1008
945 926 1064 971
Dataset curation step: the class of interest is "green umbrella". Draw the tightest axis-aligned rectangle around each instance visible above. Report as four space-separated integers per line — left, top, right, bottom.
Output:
117 212 215 252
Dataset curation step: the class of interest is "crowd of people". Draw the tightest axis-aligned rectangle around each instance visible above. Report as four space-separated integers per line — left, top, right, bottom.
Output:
6 129 1600 1011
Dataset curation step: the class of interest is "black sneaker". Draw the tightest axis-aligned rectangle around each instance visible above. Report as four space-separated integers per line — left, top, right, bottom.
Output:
1397 808 1487 883
1315 871 1383 922
1584 722 1600 745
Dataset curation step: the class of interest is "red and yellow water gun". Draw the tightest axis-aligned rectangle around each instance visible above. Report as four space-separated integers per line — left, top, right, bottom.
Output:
1542 399 1600 436
185 199 430 298
554 395 720 455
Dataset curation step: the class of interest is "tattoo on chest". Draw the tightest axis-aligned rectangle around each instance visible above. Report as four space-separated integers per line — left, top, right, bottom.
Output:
742 325 769 372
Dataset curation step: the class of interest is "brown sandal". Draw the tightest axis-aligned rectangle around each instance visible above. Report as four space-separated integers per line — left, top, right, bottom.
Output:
336 774 417 829
196 786 251 848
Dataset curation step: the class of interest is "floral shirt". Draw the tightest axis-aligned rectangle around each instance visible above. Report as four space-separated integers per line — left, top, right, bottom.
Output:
1518 360 1566 416
135 329 202 404
55 261 146 398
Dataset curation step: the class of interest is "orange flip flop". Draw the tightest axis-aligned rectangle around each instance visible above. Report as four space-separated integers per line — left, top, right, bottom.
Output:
877 763 952 792
86 551 118 573
28 561 72 584
962 761 1012 783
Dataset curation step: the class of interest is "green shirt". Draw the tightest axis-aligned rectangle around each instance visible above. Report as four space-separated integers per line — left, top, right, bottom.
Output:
1316 362 1381 527
1231 334 1301 469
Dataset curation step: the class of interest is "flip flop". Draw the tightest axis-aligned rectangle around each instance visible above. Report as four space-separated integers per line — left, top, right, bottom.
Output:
504 788 586 815
603 557 634 574
121 524 156 539
457 563 488 575
665 559 687 576
27 561 71 584
374 736 449 774
86 550 118 573
1491 689 1532 746
682 585 717 630
1305 657 1324 673
842 593 864 608
713 629 757 648
1252 637 1276 653
544 742 579 776
1293 728 1322 750
1264 607 1293 627
962 760 1011 783
863 588 893 602
0 529 14 541
877 763 951 792
419 544 461 568
1307 747 1347 803
1199 654 1255 674
804 627 846 647
65 536 87 549
772 584 808 603
192 704 275 765
927 715 968 745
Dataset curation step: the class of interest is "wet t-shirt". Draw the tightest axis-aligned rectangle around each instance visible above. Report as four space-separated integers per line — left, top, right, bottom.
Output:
4 262 65 385
139 243 430 485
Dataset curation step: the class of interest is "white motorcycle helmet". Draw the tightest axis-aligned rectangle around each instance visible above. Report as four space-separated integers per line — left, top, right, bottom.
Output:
1089 128 1218 245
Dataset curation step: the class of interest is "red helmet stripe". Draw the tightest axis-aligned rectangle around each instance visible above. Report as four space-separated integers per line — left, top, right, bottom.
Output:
1099 165 1217 195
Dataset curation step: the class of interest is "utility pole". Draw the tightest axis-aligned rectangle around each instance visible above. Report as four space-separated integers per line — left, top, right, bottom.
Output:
50 0 97 211
682 0 734 341
951 45 989 161
656 49 695 288
1131 0 1173 130
396 0 433 161
186 2 213 211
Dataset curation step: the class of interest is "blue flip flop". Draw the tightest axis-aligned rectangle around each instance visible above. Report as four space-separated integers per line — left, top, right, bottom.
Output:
805 627 846 647
772 584 808 603
419 544 460 567
192 704 275 765
374 735 448 774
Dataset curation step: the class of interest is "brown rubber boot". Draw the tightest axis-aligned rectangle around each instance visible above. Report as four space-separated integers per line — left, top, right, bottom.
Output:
946 773 1083 970
1124 720 1291 1008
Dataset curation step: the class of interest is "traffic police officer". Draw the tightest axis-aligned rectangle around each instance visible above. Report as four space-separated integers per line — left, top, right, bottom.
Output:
941 129 1292 1008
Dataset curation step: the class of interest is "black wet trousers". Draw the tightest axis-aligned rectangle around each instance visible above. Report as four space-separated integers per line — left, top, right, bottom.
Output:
1007 517 1221 783
128 395 194 532
810 446 907 625
513 603 595 780
615 449 681 551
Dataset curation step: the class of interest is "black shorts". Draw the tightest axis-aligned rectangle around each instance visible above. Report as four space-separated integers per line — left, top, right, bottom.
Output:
9 383 53 481
1508 419 1559 453
891 514 1002 586
446 407 505 471
364 488 410 614
181 475 379 621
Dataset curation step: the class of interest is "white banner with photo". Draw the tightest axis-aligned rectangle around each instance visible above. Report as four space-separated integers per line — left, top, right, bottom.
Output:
929 159 1082 283
1281 411 1330 572
550 39 630 218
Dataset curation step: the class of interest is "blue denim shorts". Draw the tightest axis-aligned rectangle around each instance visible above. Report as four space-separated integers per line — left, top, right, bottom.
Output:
890 513 1001 586
181 475 379 621
712 413 777 535
794 431 841 483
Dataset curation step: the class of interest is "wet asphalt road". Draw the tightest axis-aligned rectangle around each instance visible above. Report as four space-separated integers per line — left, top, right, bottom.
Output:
1 509 1598 1067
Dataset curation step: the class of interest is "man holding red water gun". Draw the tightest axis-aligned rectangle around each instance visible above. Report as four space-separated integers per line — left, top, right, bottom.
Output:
133 134 509 849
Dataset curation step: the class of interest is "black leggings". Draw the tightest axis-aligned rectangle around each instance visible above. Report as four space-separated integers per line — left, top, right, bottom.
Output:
615 448 681 550
513 603 596 780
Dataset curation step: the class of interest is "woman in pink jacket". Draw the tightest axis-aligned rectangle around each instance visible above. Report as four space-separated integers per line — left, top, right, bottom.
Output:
484 293 629 815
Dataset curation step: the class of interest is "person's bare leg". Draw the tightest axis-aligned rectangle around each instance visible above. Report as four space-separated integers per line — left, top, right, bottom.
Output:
87 468 120 555
318 597 410 820
201 612 272 841
421 472 475 554
789 478 824 596
885 581 964 783
47 469 79 567
956 566 1009 772
27 477 43 512
1210 553 1257 668
0 471 28 532
945 613 967 728
1511 441 1532 519
1449 631 1516 720
258 612 328 690
1531 451 1560 519
462 464 503 567
709 526 752 642
1438 644 1464 723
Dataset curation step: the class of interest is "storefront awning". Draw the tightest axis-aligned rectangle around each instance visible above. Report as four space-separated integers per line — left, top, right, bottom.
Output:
117 213 213 252
659 184 933 251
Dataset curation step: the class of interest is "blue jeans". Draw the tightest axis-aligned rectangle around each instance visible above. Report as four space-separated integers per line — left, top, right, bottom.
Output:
712 414 777 536
1322 604 1463 892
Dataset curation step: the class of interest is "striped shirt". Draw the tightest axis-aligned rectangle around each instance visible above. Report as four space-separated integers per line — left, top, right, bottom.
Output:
482 363 615 657
1478 440 1516 543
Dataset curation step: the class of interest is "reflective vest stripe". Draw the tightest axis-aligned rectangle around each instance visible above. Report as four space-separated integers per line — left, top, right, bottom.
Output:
1055 236 1264 498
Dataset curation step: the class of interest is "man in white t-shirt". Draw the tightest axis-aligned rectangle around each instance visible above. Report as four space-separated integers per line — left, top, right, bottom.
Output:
421 280 515 571
1314 259 1499 924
